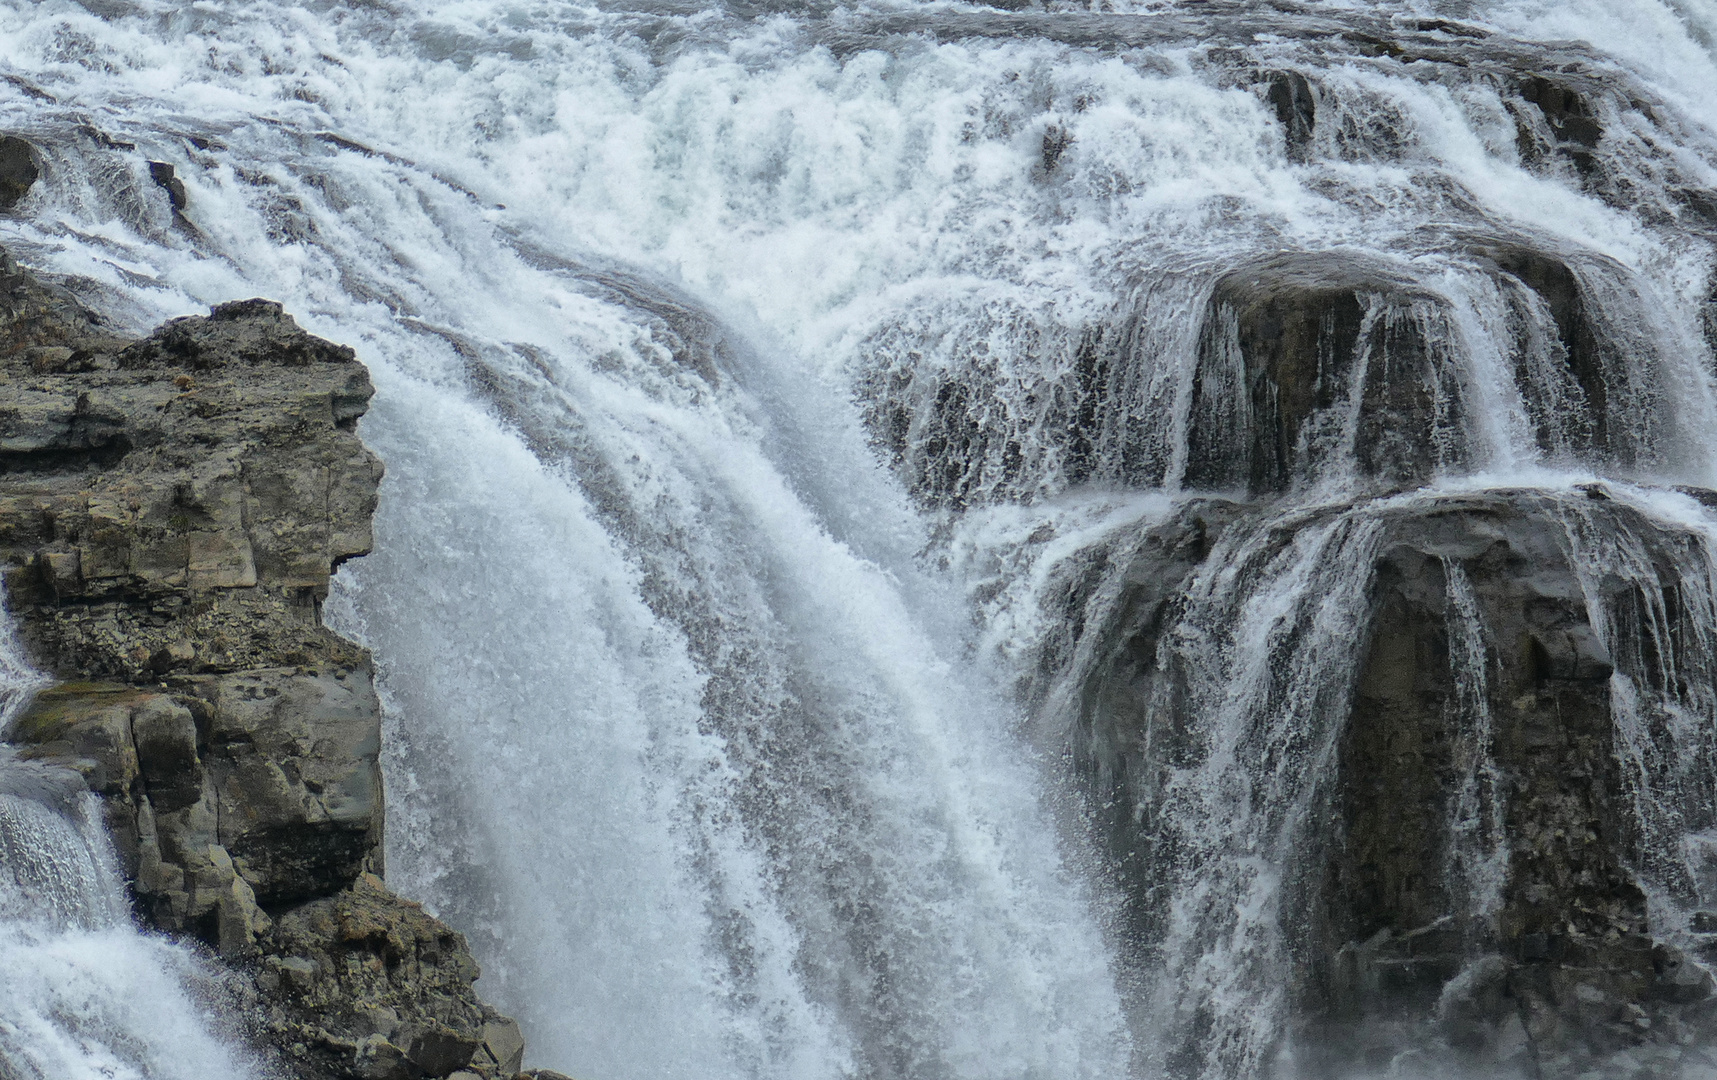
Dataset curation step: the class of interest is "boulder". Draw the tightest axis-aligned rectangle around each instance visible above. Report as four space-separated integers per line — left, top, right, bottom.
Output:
1184 252 1468 493
253 875 515 1080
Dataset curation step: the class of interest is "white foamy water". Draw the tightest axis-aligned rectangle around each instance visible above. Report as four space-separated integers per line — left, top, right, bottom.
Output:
6 0 1717 1076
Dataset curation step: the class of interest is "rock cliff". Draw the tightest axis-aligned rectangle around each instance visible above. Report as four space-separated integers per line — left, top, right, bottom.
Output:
876 230 1717 1075
1073 492 1717 1076
0 247 530 1080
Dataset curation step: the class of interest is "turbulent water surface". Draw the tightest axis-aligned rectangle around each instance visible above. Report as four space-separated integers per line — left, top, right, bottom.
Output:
7 0 1717 1077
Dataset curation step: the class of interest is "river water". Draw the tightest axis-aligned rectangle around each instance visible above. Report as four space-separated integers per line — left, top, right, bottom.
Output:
4 0 1717 1077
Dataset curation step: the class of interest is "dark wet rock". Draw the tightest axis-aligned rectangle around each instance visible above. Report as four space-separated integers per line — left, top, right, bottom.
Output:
1177 243 1655 493
863 235 1658 511
1063 497 1247 954
1184 252 1467 494
1261 70 1316 158
1513 74 1604 176
1040 123 1074 173
1472 242 1664 469
0 248 524 1080
1476 244 1608 452
148 160 187 211
0 136 37 211
1307 497 1662 1073
1074 490 1717 1076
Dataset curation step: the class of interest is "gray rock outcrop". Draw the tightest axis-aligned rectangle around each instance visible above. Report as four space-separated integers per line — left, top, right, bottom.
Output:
0 246 530 1080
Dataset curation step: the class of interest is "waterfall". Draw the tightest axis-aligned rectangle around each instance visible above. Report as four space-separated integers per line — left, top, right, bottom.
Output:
0 605 255 1080
8 0 1717 1077
1441 559 1508 946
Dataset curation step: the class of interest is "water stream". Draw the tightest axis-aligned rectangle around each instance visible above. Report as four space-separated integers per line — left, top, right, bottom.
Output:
6 0 1717 1076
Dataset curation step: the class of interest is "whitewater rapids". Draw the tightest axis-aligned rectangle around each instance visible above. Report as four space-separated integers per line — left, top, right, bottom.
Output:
5 0 1717 1077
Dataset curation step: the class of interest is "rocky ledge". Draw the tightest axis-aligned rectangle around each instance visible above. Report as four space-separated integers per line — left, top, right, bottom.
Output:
1071 489 1717 1077
0 248 547 1080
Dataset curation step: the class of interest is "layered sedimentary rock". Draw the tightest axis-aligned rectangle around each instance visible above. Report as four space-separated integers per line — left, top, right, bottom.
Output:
0 248 526 1080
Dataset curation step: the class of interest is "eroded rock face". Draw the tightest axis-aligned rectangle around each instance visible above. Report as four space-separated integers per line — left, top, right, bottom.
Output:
1512 73 1604 177
1472 243 1667 467
1308 496 1701 1075
1075 490 1717 1076
1185 253 1468 494
863 235 1648 512
0 249 525 1080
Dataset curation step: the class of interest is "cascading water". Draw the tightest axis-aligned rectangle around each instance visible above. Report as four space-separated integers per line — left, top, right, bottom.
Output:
11 0 1717 1077
0 604 256 1080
